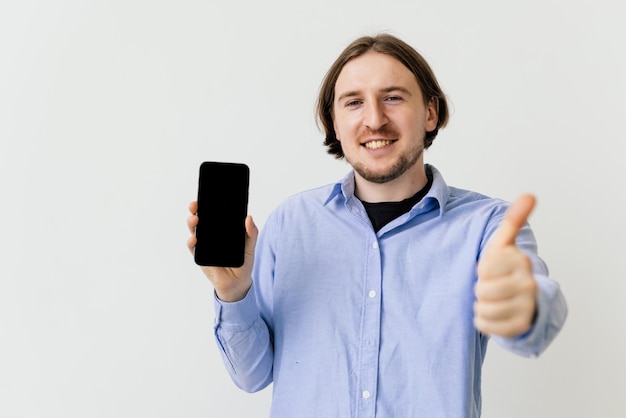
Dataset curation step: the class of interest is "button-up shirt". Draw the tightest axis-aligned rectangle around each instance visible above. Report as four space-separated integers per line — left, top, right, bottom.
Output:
213 165 567 418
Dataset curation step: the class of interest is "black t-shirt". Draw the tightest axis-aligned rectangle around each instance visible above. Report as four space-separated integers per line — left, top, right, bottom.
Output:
360 167 433 233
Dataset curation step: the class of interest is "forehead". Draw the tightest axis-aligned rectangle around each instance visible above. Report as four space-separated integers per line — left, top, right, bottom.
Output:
335 51 420 94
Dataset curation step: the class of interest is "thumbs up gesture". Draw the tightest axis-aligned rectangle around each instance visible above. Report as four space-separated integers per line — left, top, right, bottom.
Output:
474 194 539 338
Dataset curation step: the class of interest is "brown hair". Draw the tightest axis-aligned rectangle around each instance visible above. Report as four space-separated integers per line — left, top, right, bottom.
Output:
316 33 449 159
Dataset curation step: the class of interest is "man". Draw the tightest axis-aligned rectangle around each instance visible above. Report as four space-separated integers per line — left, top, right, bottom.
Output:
187 33 567 418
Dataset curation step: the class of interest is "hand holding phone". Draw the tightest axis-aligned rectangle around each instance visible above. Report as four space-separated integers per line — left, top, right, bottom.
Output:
194 161 250 267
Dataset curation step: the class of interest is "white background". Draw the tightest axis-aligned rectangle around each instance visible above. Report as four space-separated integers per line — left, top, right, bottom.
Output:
1 1 624 417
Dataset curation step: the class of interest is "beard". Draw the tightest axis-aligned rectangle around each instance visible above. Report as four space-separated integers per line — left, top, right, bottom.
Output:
347 133 425 184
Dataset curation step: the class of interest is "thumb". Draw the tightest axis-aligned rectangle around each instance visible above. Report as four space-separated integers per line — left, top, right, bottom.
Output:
244 215 258 258
488 194 536 250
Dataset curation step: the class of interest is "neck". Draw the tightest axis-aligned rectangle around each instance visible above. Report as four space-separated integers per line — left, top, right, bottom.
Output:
354 163 428 203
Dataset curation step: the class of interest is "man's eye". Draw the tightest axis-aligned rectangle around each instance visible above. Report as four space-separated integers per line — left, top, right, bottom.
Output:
346 100 362 107
386 96 402 102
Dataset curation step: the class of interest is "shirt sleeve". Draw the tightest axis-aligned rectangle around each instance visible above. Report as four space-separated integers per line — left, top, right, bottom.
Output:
213 285 274 392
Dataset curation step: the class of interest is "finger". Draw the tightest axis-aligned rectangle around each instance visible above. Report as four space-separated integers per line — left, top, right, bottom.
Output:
187 214 198 234
244 216 258 258
189 200 198 215
474 313 532 338
474 298 519 321
488 194 536 250
187 235 197 254
475 274 520 301
477 245 532 280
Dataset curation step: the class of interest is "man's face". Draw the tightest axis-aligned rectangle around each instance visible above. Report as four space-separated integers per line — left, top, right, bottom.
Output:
332 51 438 184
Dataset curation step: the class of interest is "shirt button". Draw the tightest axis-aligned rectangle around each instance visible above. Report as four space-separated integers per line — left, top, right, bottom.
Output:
372 242 379 249
368 290 376 298
362 390 371 399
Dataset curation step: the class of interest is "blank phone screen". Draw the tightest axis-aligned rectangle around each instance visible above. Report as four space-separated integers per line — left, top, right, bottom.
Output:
194 161 249 267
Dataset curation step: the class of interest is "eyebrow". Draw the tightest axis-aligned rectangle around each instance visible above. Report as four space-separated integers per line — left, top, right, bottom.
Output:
336 86 413 102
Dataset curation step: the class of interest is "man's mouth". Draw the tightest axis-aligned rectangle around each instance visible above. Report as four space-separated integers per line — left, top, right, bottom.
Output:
363 139 395 150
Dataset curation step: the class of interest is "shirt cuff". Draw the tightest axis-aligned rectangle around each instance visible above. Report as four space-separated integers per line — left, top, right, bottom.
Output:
213 285 259 332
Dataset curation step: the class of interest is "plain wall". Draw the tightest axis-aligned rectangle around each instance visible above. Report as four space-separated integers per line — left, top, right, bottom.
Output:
1 0 624 417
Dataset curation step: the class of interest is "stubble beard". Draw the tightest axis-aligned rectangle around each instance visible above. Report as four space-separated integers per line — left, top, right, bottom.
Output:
347 138 424 184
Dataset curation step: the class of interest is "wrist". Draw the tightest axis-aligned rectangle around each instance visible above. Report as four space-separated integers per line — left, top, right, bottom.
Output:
215 281 252 303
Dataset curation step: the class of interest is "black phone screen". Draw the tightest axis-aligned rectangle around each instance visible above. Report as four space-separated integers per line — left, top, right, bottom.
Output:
194 161 249 267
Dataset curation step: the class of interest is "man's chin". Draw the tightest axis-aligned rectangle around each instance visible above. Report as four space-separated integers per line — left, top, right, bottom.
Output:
352 148 423 185
355 166 405 184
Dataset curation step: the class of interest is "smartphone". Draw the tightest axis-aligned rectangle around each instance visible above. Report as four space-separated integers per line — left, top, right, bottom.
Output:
194 161 250 267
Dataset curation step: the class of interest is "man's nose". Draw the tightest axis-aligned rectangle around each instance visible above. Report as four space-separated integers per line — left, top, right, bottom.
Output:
363 101 388 131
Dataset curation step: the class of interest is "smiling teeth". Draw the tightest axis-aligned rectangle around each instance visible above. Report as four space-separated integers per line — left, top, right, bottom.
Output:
365 140 393 150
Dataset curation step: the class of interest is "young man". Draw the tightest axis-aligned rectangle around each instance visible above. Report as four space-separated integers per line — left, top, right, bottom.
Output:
187 34 567 418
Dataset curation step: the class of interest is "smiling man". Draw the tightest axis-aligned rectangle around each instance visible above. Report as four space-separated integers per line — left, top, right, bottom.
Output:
331 49 439 201
187 33 567 418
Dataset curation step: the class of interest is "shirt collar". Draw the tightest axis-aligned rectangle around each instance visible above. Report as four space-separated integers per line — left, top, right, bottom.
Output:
323 164 451 217
422 164 451 217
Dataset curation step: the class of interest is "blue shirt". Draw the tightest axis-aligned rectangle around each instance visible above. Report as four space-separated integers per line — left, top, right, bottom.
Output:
213 165 567 418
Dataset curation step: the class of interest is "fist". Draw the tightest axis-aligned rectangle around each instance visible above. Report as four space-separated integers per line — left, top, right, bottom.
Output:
474 194 539 338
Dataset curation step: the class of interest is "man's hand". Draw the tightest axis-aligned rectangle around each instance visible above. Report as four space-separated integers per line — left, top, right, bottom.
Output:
474 194 539 338
187 201 258 302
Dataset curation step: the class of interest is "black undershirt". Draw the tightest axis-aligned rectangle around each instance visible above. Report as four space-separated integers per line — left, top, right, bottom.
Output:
360 167 433 233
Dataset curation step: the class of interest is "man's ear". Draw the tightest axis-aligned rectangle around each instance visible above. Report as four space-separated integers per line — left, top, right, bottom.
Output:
426 97 439 132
